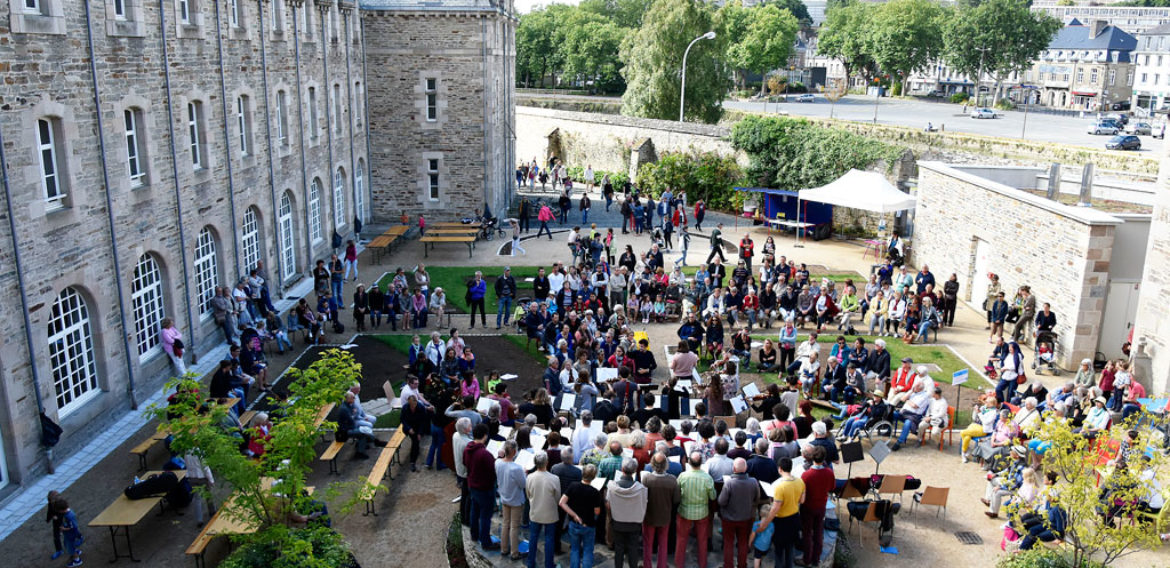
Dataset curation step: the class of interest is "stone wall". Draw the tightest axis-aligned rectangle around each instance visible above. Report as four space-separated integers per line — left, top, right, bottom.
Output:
1131 144 1170 393
0 0 367 487
914 162 1122 368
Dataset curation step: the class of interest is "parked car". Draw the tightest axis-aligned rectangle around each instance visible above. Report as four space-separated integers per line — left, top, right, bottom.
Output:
1103 112 1129 126
926 90 944 97
969 108 997 119
1126 122 1152 135
796 93 815 103
1105 135 1141 150
1111 101 1132 111
1087 122 1120 135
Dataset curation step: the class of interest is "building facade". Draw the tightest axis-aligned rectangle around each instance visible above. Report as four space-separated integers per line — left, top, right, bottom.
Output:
1033 5 1170 35
1030 21 1136 110
0 0 514 493
1131 23 1170 113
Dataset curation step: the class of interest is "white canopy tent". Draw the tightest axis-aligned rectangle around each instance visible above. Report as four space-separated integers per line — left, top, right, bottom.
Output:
798 169 917 213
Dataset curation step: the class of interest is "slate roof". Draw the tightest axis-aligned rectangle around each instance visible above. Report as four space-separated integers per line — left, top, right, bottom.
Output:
361 0 499 11
1048 23 1137 62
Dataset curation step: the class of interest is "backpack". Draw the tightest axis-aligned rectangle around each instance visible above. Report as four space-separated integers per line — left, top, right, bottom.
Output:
333 320 345 334
125 471 179 500
165 477 195 508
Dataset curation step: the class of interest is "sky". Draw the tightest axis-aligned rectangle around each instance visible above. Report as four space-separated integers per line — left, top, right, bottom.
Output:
515 0 580 14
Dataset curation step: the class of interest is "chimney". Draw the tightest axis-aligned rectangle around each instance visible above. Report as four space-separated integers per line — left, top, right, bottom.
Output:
1089 20 1108 39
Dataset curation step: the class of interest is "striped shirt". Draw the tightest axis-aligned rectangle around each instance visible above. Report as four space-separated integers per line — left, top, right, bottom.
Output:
599 455 623 480
677 468 716 520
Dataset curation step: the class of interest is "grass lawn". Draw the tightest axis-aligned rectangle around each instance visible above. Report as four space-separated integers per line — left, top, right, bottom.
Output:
503 334 550 365
366 334 431 429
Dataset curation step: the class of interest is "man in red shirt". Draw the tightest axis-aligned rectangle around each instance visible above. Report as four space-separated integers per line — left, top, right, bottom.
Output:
800 445 837 567
739 235 755 273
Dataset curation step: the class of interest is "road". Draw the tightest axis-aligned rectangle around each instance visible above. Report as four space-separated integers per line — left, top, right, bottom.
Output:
724 95 1164 155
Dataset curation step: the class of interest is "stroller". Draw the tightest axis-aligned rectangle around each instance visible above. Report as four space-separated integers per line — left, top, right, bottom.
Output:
474 203 507 242
1032 330 1060 375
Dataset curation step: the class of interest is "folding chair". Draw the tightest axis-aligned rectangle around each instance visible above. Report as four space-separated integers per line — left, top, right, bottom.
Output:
910 486 949 519
384 380 403 410
837 478 865 516
848 501 883 548
876 474 907 504
920 406 956 451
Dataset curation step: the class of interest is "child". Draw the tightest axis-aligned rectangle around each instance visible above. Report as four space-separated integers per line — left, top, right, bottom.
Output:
626 293 640 318
418 214 426 236
485 370 503 395
400 210 409 226
639 294 653 324
749 504 774 568
1037 341 1055 365
56 498 83 567
47 490 64 560
653 294 667 323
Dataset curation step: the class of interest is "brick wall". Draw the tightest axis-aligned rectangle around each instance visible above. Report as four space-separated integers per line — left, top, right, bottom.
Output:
1131 140 1170 393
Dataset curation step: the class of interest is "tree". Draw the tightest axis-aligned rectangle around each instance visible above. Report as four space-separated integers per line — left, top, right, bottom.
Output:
1032 416 1167 567
562 15 626 94
817 1 878 87
865 0 947 95
769 0 812 26
718 0 752 91
636 151 743 210
579 0 654 29
516 5 567 87
726 3 800 96
943 0 1061 103
620 0 730 123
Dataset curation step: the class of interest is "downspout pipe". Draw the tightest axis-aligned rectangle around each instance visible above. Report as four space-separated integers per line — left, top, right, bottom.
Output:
360 10 372 222
84 0 139 408
321 3 339 244
293 3 314 272
343 6 359 228
256 0 285 290
212 0 242 278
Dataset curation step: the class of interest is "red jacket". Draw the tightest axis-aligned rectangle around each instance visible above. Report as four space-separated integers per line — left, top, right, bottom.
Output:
463 440 496 490
538 206 554 222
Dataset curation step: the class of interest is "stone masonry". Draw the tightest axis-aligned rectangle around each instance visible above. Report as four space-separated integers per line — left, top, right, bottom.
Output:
1132 141 1170 393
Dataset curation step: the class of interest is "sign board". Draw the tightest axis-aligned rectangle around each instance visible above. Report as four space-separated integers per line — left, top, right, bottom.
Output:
952 369 969 386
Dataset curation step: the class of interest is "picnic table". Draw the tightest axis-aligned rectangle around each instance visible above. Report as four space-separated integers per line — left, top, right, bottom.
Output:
383 225 409 236
420 235 475 258
129 398 238 471
367 235 398 264
89 470 187 562
427 227 479 235
432 221 482 229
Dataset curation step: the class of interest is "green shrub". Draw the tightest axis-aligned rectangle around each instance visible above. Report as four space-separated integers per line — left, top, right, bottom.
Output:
220 526 357 568
636 151 744 211
950 92 970 104
789 81 807 93
566 166 629 189
995 549 1101 568
994 98 1016 111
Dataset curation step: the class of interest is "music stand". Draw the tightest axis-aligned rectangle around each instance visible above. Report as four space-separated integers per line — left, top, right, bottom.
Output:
841 441 864 479
868 440 892 478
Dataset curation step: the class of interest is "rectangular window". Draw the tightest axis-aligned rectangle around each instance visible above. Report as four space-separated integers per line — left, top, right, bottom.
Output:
188 101 203 170
308 87 318 140
236 95 251 156
1076 69 1084 83
230 0 239 27
425 78 438 122
37 118 65 208
1143 73 1148 84
333 84 342 134
1161 55 1165 67
179 0 190 23
24 0 39 13
276 90 288 146
427 159 439 201
330 6 338 42
1090 69 1098 84
354 81 363 125
271 0 283 32
1109 69 1116 86
114 0 126 19
125 109 145 186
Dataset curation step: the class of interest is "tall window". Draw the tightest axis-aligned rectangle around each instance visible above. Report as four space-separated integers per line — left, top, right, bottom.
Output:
130 255 165 359
1110 69 1117 86
24 0 40 14
242 207 260 270
179 0 190 23
354 160 364 224
275 90 288 146
115 0 126 19
194 228 218 317
354 81 363 125
188 101 204 170
48 288 99 416
428 159 439 201
124 109 145 186
309 179 322 243
308 87 318 141
37 118 66 209
1076 68 1084 83
236 95 251 157
279 192 296 280
229 0 239 26
1090 68 1098 84
425 78 438 121
333 84 342 134
333 168 345 228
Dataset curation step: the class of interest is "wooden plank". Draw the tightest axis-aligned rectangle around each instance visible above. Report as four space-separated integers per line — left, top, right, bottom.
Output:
431 222 481 228
383 225 410 236
368 236 394 248
89 471 188 527
239 410 258 427
419 236 476 242
314 403 336 429
320 440 347 461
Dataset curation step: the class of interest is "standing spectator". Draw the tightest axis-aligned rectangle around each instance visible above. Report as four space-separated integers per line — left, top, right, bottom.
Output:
584 164 595 192
676 451 717 568
353 284 369 332
329 254 345 305
941 273 960 327
464 424 499 551
527 452 561 568
643 452 681 568
739 234 755 273
1012 285 1037 344
537 201 554 240
754 457 805 568
401 394 431 472
580 193 592 225
429 287 447 330
210 286 236 345
510 220 526 256
496 441 528 561
694 200 706 231
419 213 426 236
496 267 517 329
344 240 359 281
719 457 761 568
452 418 474 525
56 498 84 568
468 271 487 329
800 447 835 566
559 191 572 225
988 291 1009 342
160 317 186 375
519 196 532 234
560 464 603 568
607 458 648 568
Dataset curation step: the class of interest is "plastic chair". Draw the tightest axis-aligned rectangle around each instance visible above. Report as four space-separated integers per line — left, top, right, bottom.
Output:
920 406 956 451
910 486 949 519
876 474 907 504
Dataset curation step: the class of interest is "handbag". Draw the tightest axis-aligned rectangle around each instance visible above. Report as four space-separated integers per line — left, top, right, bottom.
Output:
1006 307 1020 323
172 338 185 358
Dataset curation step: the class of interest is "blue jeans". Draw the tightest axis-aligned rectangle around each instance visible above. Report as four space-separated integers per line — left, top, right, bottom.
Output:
331 279 343 302
1122 402 1142 421
917 320 933 341
995 378 1016 404
896 412 924 444
567 521 596 568
582 210 589 225
426 424 447 469
497 297 514 327
538 221 552 239
527 521 557 568
841 416 868 439
469 488 495 548
413 308 428 329
274 333 292 352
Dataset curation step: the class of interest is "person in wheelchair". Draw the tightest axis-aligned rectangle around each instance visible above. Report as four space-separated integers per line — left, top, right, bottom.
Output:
836 390 891 441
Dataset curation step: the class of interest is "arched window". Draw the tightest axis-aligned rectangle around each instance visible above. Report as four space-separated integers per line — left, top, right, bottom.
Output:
279 192 296 280
355 160 365 225
48 287 100 416
242 207 260 271
130 255 165 359
333 168 345 229
309 179 323 243
194 228 219 318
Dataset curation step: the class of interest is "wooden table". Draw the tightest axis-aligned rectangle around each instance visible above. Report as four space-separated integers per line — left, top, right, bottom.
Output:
427 228 479 235
383 225 410 236
367 235 398 264
89 470 187 562
420 235 476 258
432 221 482 229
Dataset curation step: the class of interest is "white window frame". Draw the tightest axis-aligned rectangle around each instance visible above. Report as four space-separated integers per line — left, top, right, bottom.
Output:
242 207 260 271
37 118 65 209
279 193 296 280
333 83 342 134
425 78 438 122
49 287 100 417
276 90 288 146
428 159 440 201
229 0 239 27
130 254 165 360
309 179 323 243
24 0 41 14
188 101 203 170
114 0 126 19
308 87 319 141
236 95 251 157
194 228 218 319
125 109 145 187
354 161 364 223
333 168 345 228
178 0 191 24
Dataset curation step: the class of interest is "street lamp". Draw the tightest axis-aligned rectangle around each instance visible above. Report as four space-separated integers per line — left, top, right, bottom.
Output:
974 46 991 107
679 31 717 122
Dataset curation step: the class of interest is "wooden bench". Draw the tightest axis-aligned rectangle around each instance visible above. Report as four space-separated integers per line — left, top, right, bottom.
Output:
420 235 475 258
427 227 479 235
129 430 169 472
91 470 186 563
187 482 315 568
367 234 398 264
320 439 348 474
432 222 482 229
186 522 217 568
314 403 336 442
361 429 407 516
239 410 258 427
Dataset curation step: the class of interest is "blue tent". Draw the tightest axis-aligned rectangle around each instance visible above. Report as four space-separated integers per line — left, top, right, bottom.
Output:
734 187 834 226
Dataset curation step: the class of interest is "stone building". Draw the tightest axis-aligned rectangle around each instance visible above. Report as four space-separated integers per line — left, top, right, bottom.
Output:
1030 20 1136 110
0 0 515 493
1130 22 1170 113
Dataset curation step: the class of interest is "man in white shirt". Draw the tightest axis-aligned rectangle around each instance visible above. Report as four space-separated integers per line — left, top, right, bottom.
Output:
918 387 950 439
703 288 726 318
609 268 628 307
890 381 932 451
400 375 430 409
548 266 566 295
425 331 445 368
787 333 821 377
452 418 474 525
